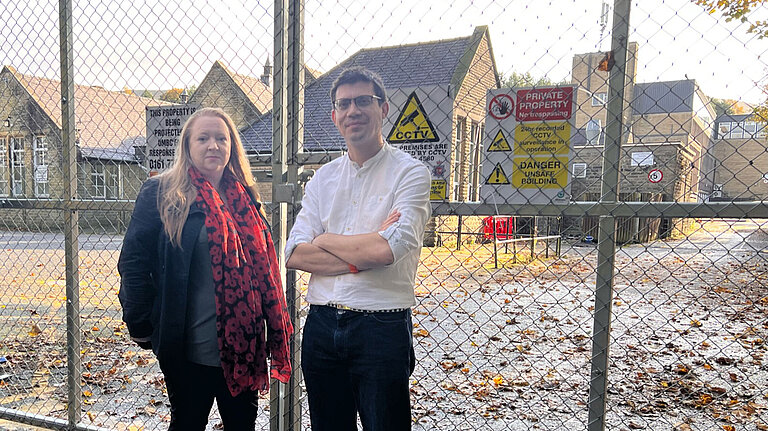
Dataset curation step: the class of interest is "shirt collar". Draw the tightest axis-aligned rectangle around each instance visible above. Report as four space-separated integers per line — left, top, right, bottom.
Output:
348 142 389 170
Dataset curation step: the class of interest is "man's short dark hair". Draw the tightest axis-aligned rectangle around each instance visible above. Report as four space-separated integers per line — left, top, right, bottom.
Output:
330 66 387 106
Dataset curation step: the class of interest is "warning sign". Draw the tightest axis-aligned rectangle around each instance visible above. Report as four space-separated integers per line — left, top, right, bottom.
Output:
516 87 574 122
489 93 515 120
146 104 199 174
486 164 510 185
384 86 453 201
480 85 576 204
511 156 569 189
387 92 440 143
488 130 511 152
514 122 571 156
430 180 447 200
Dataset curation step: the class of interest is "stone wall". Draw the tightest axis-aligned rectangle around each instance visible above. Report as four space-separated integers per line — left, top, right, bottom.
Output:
190 62 262 130
713 136 768 200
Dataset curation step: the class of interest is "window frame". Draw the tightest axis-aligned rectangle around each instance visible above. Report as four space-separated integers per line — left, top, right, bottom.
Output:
572 162 587 179
91 163 106 198
10 136 25 197
591 92 607 106
586 119 602 145
0 137 8 197
718 122 731 138
452 116 466 201
730 122 744 138
33 136 49 197
744 121 757 136
107 164 122 199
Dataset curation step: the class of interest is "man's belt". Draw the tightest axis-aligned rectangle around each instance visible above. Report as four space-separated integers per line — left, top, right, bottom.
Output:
322 303 410 314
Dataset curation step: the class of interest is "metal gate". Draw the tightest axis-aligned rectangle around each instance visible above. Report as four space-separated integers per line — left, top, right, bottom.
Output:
0 0 767 430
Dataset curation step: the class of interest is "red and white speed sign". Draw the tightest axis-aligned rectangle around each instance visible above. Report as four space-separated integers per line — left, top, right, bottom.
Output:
648 169 663 183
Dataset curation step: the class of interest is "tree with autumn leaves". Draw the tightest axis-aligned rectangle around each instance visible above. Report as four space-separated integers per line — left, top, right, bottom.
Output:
696 0 768 120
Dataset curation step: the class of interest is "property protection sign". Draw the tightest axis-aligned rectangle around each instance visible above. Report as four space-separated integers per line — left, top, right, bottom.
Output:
480 86 576 204
385 85 453 201
146 104 200 175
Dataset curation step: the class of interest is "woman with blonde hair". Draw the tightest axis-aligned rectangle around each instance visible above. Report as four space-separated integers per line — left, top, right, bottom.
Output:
119 107 293 430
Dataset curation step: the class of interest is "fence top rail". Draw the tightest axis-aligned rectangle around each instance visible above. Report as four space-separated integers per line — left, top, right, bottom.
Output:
496 235 562 244
429 201 768 219
1 200 767 219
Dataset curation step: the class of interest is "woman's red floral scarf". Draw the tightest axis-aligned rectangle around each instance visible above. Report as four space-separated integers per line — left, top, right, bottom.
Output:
189 167 293 396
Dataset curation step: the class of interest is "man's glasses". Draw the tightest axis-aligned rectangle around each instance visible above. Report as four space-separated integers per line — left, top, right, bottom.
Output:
333 95 382 111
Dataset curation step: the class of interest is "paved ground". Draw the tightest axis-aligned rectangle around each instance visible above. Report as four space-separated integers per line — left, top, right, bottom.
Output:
0 219 766 430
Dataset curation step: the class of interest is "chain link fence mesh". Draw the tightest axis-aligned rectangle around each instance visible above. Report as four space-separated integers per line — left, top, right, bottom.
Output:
0 1 767 430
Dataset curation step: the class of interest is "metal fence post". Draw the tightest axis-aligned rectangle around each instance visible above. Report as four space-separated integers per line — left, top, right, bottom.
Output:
271 1 290 429
587 1 631 430
456 215 462 250
59 0 81 427
286 0 304 429
271 1 304 430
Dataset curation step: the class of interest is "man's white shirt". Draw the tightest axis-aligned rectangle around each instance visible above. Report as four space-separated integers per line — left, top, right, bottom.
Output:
285 143 431 310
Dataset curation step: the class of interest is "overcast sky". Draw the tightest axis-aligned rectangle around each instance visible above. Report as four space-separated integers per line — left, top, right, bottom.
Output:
2 0 766 103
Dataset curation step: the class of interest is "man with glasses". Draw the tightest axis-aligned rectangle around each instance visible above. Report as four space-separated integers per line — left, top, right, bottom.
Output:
285 66 431 430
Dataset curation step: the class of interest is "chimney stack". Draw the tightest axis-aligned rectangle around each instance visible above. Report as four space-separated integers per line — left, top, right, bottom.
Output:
260 58 272 86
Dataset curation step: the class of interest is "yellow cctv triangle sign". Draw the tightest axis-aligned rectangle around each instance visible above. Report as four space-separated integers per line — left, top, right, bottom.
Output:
486 163 510 185
488 130 511 152
387 92 440 143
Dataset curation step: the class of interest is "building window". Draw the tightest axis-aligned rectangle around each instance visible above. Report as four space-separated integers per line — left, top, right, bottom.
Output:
758 123 767 138
92 163 105 198
591 92 607 106
718 122 731 138
107 164 122 199
33 136 49 197
730 122 744 138
692 92 713 130
0 138 8 197
586 119 601 145
572 163 587 178
453 116 466 201
744 121 757 136
10 137 25 196
467 121 484 201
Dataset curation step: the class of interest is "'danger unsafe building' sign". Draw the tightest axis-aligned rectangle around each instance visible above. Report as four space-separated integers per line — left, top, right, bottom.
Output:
480 86 576 205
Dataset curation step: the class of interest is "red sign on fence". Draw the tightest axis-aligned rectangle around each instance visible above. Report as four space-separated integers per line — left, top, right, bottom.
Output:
516 87 574 122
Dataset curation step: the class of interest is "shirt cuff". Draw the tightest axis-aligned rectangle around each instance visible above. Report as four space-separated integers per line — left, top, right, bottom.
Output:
284 235 312 263
378 221 399 240
378 221 406 265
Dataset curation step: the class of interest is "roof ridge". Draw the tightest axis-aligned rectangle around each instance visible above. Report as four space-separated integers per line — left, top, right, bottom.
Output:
4 67 62 128
210 60 272 113
357 34 472 53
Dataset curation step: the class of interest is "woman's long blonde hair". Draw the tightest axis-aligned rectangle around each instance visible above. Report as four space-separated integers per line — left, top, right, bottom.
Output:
157 107 261 247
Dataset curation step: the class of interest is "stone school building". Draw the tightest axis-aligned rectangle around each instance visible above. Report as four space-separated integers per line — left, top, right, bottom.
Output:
0 66 157 232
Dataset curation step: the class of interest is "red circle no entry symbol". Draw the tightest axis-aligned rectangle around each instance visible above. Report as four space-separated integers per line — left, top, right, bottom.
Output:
489 94 514 120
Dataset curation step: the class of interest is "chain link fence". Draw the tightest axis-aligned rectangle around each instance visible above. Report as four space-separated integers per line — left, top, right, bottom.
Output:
0 0 767 430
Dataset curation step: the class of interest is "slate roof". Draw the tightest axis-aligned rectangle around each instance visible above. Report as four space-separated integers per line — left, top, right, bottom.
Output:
715 113 761 124
241 34 476 153
631 80 697 115
5 66 165 161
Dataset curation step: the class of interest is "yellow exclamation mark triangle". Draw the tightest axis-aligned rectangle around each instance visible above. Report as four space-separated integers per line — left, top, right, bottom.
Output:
486 163 510 185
